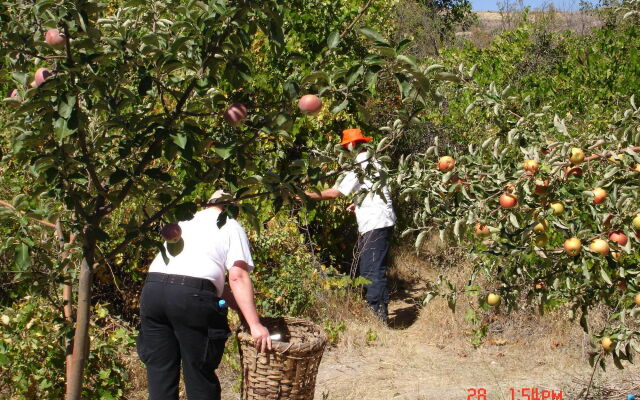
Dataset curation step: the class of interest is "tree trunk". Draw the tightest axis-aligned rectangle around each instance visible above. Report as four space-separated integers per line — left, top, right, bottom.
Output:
65 230 95 400
55 220 76 387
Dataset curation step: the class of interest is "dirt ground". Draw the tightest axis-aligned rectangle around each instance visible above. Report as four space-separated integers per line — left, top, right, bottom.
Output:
127 240 640 400
216 242 640 400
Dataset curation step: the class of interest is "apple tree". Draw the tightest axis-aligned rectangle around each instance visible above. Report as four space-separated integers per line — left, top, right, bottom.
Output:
400 67 640 368
0 0 464 397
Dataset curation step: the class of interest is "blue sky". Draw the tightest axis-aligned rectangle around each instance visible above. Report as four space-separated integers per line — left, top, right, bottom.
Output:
471 0 588 11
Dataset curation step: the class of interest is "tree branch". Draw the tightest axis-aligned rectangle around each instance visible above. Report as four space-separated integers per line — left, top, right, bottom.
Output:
106 8 246 216
0 199 57 228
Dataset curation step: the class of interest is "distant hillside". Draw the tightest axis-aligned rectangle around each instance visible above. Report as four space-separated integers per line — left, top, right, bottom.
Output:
455 9 601 46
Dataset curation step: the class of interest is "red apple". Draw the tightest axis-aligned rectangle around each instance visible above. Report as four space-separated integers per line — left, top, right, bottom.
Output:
499 193 518 209
564 166 583 178
437 156 455 172
161 223 182 243
223 103 248 126
475 223 490 237
533 180 549 196
45 28 65 49
6 89 20 106
609 231 628 246
592 187 607 204
34 68 52 87
298 94 322 115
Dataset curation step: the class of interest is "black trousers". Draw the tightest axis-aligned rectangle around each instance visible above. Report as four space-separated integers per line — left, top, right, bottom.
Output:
137 273 230 400
358 226 393 322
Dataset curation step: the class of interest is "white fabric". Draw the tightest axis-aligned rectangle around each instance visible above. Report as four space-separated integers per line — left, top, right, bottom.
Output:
149 208 254 297
334 151 396 234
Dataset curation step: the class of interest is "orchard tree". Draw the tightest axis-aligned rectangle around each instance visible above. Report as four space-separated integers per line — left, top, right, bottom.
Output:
400 68 640 368
0 0 461 397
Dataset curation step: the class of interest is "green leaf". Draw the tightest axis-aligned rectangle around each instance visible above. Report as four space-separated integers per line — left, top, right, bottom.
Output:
331 99 349 114
214 145 233 160
15 243 30 270
415 230 427 253
58 95 76 119
435 72 461 82
423 292 435 305
172 133 187 149
600 268 613 285
396 54 417 67
327 31 340 49
359 27 387 44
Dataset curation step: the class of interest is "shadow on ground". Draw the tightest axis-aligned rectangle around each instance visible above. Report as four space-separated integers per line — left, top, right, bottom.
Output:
387 275 428 330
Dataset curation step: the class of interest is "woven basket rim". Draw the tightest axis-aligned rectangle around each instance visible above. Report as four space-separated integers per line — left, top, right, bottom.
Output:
236 316 328 355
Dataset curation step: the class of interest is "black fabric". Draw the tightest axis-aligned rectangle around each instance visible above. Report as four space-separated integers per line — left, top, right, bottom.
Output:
137 273 230 400
358 226 393 323
145 271 217 293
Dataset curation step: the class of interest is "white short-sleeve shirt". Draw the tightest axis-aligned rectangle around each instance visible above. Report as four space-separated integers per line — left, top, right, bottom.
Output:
334 151 396 234
149 208 254 297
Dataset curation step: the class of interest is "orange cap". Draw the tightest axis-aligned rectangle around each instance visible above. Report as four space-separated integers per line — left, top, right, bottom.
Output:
340 128 372 146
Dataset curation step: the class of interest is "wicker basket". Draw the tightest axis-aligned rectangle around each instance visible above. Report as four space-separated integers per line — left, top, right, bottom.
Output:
236 317 328 400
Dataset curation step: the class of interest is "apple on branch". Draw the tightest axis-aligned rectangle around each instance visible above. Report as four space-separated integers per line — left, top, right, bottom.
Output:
589 238 609 256
563 237 581 256
487 293 501 306
223 103 248 126
523 159 538 175
161 223 182 243
592 187 607 204
298 94 322 115
45 28 65 49
437 156 455 172
499 193 518 209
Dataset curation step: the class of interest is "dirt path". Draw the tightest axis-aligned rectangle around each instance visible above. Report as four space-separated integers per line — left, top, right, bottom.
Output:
312 296 640 400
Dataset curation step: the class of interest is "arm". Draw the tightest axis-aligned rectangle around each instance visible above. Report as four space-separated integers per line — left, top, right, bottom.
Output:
221 283 239 311
304 188 343 201
228 261 271 352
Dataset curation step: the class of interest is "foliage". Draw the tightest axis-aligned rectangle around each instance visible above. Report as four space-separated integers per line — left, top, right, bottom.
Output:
0 297 134 398
432 8 640 145
399 9 640 367
249 217 323 317
0 0 459 394
394 0 477 57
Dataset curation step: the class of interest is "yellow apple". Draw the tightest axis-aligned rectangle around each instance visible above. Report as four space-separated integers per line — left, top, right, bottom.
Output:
589 239 609 256
523 159 538 175
533 235 547 247
549 202 564 216
563 237 582 256
533 219 549 234
569 148 585 165
633 215 640 230
601 336 614 352
487 293 501 306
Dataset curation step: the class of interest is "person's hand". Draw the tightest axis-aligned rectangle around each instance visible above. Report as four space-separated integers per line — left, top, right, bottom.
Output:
249 322 272 353
346 203 355 214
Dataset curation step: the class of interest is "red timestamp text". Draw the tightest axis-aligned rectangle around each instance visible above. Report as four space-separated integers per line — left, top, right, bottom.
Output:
467 388 563 400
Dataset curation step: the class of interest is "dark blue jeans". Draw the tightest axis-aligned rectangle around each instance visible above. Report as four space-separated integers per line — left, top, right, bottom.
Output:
137 273 230 400
358 226 393 322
